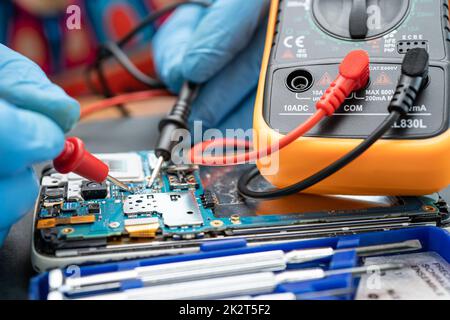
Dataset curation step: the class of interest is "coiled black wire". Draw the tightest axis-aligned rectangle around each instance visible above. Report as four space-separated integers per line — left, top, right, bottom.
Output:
237 111 401 199
238 48 429 200
87 0 212 114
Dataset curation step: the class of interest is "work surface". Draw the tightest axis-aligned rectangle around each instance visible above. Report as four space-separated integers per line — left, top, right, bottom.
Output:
0 116 449 299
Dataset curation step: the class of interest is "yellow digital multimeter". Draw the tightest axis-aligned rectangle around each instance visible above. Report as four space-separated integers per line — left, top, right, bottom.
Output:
254 0 450 195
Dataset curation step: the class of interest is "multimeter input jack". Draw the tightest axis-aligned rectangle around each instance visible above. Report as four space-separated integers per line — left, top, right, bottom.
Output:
286 70 314 92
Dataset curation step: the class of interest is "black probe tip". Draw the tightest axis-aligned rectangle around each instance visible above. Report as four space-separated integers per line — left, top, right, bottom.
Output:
402 48 429 78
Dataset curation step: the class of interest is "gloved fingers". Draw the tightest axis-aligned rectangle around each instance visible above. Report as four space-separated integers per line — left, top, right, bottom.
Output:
152 4 205 92
0 168 39 237
0 100 65 176
188 22 266 130
0 228 9 246
0 44 80 132
182 0 270 83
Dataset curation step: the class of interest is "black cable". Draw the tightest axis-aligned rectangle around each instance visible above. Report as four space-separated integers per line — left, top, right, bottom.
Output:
88 0 211 96
238 112 401 199
117 0 212 48
84 64 101 95
101 42 165 88
238 48 430 200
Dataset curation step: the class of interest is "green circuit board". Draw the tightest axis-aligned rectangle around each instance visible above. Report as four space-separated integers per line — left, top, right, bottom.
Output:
36 152 224 244
34 151 448 255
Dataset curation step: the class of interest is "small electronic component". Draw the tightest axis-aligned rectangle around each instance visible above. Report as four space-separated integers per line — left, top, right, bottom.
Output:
81 181 108 200
88 203 101 214
67 181 83 202
37 215 96 229
60 203 77 215
39 207 59 218
125 224 159 238
44 188 65 200
124 217 160 238
200 191 216 209
166 165 199 190
41 175 67 188
42 186 66 208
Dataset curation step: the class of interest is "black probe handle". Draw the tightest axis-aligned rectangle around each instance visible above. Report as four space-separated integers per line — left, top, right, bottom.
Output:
155 122 180 161
155 82 200 161
388 48 429 117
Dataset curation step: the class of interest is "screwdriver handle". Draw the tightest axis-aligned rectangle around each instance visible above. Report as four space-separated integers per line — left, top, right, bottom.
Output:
53 137 109 183
285 248 334 264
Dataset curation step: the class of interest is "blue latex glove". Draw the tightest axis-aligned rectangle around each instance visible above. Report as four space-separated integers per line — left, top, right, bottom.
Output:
153 0 270 134
0 44 79 245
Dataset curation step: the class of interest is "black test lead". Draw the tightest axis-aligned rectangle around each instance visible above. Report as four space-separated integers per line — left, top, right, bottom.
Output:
148 82 200 188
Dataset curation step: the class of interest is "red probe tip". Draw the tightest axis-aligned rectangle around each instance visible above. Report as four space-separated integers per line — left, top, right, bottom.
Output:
316 50 370 116
53 137 109 183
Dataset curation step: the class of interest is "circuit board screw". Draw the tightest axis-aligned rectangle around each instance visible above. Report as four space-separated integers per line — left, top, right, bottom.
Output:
210 220 224 228
62 228 74 234
109 222 121 229
422 205 437 213
230 215 241 224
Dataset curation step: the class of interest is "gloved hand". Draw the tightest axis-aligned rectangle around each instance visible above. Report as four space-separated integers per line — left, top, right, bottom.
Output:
0 44 79 245
153 0 270 134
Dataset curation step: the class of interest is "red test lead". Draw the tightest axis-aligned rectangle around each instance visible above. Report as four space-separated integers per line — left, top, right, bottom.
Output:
53 137 132 192
189 50 370 166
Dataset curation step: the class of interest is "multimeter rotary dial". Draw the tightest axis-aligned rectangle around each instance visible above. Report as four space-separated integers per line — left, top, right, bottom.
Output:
312 0 410 40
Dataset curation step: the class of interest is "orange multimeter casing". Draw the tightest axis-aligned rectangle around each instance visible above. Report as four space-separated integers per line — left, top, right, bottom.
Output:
254 0 450 195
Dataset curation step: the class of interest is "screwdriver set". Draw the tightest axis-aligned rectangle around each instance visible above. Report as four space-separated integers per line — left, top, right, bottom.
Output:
30 226 450 300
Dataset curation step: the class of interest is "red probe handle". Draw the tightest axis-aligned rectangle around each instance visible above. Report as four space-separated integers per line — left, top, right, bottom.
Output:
53 137 109 183
316 50 370 116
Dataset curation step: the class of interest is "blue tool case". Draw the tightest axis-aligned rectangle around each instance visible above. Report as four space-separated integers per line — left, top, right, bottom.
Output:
29 226 450 300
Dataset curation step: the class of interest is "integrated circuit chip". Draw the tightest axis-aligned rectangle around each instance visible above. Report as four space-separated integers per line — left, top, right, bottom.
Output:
81 181 108 200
